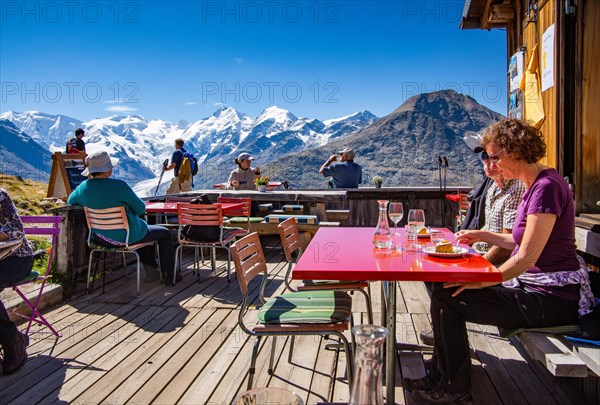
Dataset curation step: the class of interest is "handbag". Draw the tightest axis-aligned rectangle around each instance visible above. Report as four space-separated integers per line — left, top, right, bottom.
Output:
181 195 220 242
0 239 23 261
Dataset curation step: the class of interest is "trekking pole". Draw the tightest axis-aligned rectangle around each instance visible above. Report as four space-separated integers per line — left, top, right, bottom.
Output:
154 159 169 196
442 156 449 227
437 156 443 226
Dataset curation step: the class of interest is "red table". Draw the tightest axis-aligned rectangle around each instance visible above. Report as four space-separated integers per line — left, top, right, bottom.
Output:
212 182 283 190
145 202 243 215
292 227 502 405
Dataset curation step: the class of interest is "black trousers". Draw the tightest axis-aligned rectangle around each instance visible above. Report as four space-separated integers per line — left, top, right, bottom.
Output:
428 283 579 393
0 255 33 346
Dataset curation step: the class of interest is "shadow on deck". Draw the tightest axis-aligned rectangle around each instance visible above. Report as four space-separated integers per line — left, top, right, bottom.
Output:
1 236 584 404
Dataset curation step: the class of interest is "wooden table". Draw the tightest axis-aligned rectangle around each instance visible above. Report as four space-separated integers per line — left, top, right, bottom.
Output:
292 227 502 405
212 182 283 190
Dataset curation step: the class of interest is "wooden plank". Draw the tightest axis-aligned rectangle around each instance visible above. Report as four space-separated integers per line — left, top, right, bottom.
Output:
13 305 167 404
73 307 208 404
114 308 230 404
41 306 185 403
1 303 131 403
515 332 588 377
568 339 600 377
575 226 600 258
481 329 561 404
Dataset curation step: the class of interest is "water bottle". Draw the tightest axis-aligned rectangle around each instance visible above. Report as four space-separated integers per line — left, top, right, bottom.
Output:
373 200 393 249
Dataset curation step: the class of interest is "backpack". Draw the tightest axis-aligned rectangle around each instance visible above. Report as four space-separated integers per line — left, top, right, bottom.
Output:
66 137 80 154
182 195 220 242
178 151 198 184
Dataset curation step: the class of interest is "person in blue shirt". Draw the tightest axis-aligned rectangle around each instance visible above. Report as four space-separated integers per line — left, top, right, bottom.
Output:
164 138 192 194
319 147 362 188
68 151 179 285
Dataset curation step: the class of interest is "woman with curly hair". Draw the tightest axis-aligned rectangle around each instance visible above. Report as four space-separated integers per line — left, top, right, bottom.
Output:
404 119 595 404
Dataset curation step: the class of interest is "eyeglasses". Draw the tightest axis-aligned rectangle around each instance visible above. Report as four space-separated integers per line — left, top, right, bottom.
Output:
481 152 490 161
488 150 504 164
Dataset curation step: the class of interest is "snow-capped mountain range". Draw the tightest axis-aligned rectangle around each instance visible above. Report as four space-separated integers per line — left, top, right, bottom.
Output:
0 107 377 194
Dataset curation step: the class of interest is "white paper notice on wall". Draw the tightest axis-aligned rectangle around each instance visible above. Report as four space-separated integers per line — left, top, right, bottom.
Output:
541 24 555 92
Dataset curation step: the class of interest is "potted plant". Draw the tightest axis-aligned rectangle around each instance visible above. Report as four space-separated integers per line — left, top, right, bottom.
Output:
373 175 383 189
254 176 270 192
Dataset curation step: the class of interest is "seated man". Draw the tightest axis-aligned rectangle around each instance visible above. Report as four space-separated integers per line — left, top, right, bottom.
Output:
0 188 32 374
319 147 362 188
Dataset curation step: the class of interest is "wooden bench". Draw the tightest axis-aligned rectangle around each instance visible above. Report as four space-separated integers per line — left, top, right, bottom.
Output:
511 331 599 377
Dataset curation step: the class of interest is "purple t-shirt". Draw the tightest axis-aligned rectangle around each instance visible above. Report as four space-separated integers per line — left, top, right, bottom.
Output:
511 169 580 301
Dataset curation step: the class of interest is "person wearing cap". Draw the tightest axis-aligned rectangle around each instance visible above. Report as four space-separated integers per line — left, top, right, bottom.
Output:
67 151 179 285
66 128 86 154
228 152 261 191
164 138 192 195
319 147 362 188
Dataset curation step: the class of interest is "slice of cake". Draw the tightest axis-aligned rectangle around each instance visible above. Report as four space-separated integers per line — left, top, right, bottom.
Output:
435 240 455 253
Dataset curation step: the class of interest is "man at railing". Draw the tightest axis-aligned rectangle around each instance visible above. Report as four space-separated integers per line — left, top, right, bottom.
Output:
319 147 362 188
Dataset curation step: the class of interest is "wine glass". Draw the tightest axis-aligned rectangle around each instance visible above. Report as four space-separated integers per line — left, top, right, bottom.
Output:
388 202 404 237
430 229 444 247
407 209 425 230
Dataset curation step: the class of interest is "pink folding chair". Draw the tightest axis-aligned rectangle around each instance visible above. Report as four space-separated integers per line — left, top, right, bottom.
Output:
11 215 62 337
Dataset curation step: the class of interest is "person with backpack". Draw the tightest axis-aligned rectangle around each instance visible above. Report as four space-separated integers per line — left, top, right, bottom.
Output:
163 138 197 195
66 128 86 154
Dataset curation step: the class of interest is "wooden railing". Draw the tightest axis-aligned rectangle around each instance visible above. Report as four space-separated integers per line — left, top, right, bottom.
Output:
51 187 470 277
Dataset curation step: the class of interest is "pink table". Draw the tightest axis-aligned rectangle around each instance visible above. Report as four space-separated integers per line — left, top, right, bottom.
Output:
292 227 502 405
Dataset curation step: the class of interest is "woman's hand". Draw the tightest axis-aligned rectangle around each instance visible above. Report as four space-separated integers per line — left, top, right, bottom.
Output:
443 281 499 297
254 166 261 176
454 229 482 245
0 231 8 242
230 180 239 187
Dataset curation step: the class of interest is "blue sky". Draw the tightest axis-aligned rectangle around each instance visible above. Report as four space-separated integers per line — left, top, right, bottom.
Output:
1 1 507 122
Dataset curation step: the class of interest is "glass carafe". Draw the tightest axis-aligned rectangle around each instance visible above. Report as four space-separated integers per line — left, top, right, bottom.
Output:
349 324 389 405
373 200 393 249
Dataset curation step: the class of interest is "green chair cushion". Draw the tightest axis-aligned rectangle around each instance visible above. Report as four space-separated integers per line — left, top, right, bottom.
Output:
15 271 40 284
258 290 351 324
227 216 264 223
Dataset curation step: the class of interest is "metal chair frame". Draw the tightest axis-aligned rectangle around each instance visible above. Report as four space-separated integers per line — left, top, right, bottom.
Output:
84 206 160 296
278 217 373 324
11 215 62 337
231 232 354 392
174 203 237 283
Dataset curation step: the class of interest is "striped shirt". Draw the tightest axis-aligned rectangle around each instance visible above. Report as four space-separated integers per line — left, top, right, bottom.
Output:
473 179 526 254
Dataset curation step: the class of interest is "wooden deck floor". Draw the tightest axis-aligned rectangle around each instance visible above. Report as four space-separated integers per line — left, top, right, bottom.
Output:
1 236 579 404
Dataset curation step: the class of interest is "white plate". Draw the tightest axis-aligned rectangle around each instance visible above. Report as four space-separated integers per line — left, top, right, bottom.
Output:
422 246 469 258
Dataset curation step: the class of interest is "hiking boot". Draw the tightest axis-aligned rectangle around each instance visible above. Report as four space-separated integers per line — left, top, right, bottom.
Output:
2 332 29 375
403 371 439 392
408 387 473 404
420 329 435 346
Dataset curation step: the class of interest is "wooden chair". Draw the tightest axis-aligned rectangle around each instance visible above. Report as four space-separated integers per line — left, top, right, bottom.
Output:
230 232 354 392
84 206 160 296
11 216 62 337
278 217 373 323
174 203 237 283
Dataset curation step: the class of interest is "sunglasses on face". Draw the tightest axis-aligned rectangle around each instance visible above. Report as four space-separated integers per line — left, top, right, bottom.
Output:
481 152 489 162
488 150 504 164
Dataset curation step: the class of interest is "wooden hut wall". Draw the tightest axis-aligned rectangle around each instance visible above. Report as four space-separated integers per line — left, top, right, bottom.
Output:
522 0 557 168
578 0 600 212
